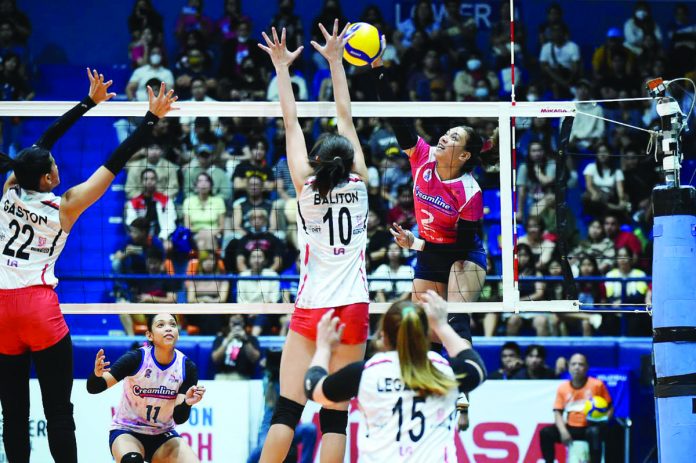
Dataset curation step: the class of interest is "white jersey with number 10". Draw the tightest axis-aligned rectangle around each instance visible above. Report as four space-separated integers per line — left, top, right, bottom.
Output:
295 174 369 309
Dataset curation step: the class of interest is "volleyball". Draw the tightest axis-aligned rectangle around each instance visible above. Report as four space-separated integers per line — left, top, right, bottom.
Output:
584 396 610 421
343 22 383 66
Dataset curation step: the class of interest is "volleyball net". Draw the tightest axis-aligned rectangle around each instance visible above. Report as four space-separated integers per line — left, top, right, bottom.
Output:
2 98 686 332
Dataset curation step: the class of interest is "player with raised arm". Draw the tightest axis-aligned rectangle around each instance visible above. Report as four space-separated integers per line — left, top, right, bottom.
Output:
370 49 499 345
88 314 206 463
0 70 176 463
257 21 370 463
304 290 487 462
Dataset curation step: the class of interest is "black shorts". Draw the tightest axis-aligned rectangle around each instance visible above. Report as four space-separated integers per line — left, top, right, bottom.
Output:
109 429 180 462
413 247 486 284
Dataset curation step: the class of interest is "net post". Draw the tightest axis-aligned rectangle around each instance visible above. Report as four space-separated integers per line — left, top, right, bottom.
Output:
498 108 519 311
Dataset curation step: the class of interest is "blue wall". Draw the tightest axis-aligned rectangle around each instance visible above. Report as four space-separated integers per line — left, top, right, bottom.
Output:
20 1 684 70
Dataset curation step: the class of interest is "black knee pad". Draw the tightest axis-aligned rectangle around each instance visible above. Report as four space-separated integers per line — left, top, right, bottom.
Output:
121 452 144 463
319 408 348 435
270 396 305 430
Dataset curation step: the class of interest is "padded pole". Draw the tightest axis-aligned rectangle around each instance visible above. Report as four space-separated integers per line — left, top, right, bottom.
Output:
652 185 696 461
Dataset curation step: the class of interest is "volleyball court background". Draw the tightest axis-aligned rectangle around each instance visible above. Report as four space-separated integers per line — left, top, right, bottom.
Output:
1 0 695 461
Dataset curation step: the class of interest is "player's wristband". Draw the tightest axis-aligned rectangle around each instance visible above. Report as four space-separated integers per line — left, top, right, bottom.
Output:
456 393 469 411
409 235 425 252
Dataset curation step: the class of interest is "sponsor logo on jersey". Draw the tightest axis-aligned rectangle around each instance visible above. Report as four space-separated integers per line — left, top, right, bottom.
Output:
30 247 50 253
308 225 322 233
37 237 47 247
414 186 456 215
423 169 432 182
144 368 152 379
132 385 177 399
3 201 49 225
313 191 360 205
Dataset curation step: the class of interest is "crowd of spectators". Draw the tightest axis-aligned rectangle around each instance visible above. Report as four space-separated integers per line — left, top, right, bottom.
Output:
4 1 696 340
108 0 696 339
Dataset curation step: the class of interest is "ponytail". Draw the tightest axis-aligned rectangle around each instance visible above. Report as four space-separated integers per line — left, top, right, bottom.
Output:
388 303 458 397
313 156 346 198
460 126 500 173
0 152 15 174
309 133 354 199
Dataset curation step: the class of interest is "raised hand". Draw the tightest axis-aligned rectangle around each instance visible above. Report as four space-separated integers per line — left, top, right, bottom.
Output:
316 309 345 351
147 81 178 118
184 385 206 406
87 68 116 104
311 19 350 65
421 289 449 329
258 27 304 69
94 348 110 377
389 222 414 249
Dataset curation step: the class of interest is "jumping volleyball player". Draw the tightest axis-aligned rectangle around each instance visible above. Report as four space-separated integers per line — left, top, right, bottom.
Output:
257 22 370 463
0 69 175 463
304 291 487 462
370 52 499 343
88 314 205 463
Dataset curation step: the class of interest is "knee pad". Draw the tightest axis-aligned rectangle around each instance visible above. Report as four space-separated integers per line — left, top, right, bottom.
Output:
121 452 144 463
319 408 348 435
270 396 305 430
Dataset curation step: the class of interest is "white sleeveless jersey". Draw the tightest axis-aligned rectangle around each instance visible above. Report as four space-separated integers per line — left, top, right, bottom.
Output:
357 351 459 462
0 186 68 289
112 346 187 435
295 174 369 308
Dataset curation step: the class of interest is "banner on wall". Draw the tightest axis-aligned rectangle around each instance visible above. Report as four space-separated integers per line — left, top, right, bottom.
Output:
301 380 571 463
0 380 264 463
1 379 621 462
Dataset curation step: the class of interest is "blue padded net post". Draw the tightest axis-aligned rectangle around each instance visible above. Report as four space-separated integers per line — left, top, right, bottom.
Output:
652 184 696 462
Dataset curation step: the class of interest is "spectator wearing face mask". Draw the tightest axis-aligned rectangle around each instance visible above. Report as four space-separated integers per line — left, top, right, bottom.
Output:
453 53 498 101
623 1 663 56
126 46 175 101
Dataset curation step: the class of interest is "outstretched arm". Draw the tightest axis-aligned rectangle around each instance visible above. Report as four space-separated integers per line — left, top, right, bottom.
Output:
36 68 116 150
87 348 141 393
311 20 368 181
60 82 176 233
370 55 418 155
258 27 312 194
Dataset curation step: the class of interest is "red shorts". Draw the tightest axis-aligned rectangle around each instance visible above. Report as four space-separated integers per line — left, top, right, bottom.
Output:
0 286 69 355
289 303 369 345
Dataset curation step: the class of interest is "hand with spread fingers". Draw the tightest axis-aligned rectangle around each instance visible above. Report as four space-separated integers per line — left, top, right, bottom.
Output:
258 26 304 69
146 81 178 118
93 348 111 377
389 222 414 249
311 19 350 65
184 385 206 406
87 67 116 104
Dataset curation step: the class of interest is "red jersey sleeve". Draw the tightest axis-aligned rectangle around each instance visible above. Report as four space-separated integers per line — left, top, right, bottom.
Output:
459 190 483 222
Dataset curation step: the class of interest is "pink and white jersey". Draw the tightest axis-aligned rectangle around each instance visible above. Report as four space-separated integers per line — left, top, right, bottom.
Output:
356 350 459 462
111 346 186 435
410 138 483 244
295 174 370 309
0 186 68 289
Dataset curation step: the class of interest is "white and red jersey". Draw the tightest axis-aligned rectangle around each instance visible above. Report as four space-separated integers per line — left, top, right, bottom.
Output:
357 350 459 462
410 138 483 244
0 186 68 289
295 174 369 309
111 346 187 435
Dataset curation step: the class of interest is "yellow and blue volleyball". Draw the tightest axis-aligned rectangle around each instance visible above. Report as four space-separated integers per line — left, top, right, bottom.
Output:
583 396 609 421
343 22 383 66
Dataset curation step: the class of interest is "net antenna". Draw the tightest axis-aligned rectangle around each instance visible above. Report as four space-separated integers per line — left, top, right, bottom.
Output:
647 77 695 187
